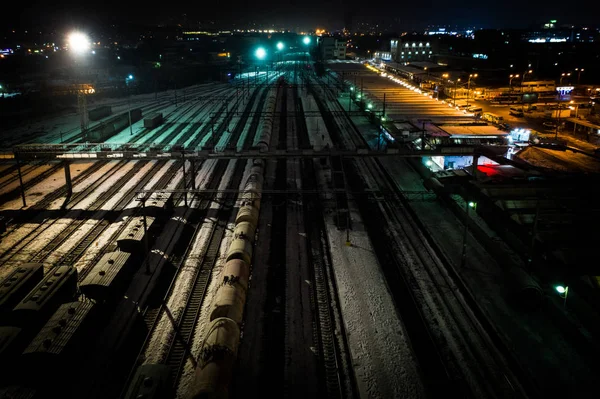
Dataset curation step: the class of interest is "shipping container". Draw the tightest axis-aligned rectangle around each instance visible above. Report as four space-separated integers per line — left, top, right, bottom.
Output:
88 105 112 121
144 113 163 129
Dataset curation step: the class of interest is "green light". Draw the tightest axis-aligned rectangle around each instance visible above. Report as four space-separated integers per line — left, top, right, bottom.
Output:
350 87 354 91
255 47 267 60
381 116 386 121
357 94 361 99
303 36 311 45
468 201 476 208
368 103 373 109
555 285 567 294
277 42 284 50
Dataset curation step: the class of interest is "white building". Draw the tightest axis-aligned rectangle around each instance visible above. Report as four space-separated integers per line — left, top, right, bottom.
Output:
318 37 347 60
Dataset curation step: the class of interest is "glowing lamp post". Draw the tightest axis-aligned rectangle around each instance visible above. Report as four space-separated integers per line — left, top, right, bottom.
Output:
68 32 91 54
126 74 134 135
466 73 477 107
303 36 311 45
555 285 569 307
276 42 284 51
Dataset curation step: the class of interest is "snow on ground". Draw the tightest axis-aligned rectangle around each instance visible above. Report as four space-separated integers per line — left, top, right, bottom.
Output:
73 160 177 273
315 156 426 399
0 161 96 211
177 159 252 398
143 159 238 365
0 164 54 194
516 146 600 173
236 89 263 150
43 161 156 266
0 83 223 147
301 94 331 150
7 162 139 265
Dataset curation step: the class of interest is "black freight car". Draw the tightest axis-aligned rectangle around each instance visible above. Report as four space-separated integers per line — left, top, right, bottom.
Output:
11 266 77 329
79 251 132 303
116 216 156 254
123 364 172 399
88 105 112 121
0 264 44 316
22 301 96 376
144 113 163 129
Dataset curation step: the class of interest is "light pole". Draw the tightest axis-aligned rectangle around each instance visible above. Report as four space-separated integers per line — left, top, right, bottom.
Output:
466 73 477 107
68 31 92 139
461 201 476 269
555 285 569 308
574 68 584 84
509 74 520 90
438 73 449 99
255 47 266 86
560 72 571 86
126 75 134 135
521 69 532 93
453 78 461 107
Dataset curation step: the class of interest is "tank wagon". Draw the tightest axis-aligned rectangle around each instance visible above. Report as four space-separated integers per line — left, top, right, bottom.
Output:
79 251 133 303
0 264 44 315
11 266 77 329
187 105 269 397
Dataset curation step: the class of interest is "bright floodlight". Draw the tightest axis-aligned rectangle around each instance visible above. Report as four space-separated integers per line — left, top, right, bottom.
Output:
128 75 134 80
468 201 476 208
555 285 567 294
303 36 311 45
255 47 267 60
277 42 284 50
68 32 91 54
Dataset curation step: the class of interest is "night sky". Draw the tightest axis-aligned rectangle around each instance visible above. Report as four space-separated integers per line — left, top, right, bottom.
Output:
13 0 597 31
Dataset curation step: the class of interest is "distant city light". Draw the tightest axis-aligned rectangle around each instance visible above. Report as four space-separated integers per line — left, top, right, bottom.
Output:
255 47 267 59
303 36 311 45
68 32 90 54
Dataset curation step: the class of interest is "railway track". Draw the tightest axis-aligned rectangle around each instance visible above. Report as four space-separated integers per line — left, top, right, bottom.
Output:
131 83 266 391
0 161 128 264
27 161 150 265
314 76 537 398
292 84 356 398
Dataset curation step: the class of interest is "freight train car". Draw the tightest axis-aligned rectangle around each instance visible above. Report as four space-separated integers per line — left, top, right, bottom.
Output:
124 364 172 399
21 302 96 377
187 318 240 399
11 266 77 329
0 264 44 315
144 113 163 129
116 216 156 254
88 105 112 121
79 252 133 303
87 108 143 142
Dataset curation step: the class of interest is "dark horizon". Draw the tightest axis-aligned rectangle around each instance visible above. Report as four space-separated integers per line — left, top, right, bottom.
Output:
12 0 598 32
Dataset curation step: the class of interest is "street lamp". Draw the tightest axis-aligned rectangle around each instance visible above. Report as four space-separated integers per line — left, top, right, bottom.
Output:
509 74 520 89
453 78 461 107
521 69 532 92
466 73 477 107
255 47 267 60
555 285 569 307
68 32 91 54
276 42 284 51
560 72 571 85
303 36 311 45
461 200 477 269
126 74 134 135
575 68 584 84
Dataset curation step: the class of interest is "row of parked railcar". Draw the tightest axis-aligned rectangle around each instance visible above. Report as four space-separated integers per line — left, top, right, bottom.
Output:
0 195 173 397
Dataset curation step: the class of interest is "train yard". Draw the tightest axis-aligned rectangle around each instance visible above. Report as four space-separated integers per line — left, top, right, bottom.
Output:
0 58 598 399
